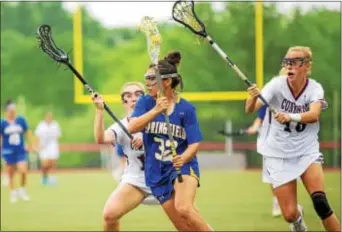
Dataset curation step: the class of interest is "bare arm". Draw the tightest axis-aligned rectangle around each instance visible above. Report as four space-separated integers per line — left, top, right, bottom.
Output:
246 97 264 114
94 109 115 144
92 93 116 144
275 102 323 124
245 85 264 113
247 117 263 135
128 108 160 134
182 142 200 163
173 142 201 168
128 96 168 134
298 102 322 124
295 84 326 124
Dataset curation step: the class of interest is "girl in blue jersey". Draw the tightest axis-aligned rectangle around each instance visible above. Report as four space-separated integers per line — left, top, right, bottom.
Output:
128 51 212 231
0 99 34 203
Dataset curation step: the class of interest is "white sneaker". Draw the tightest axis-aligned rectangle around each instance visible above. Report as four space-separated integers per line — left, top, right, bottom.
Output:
18 187 31 201
289 205 307 232
10 190 18 203
48 176 57 186
272 200 281 217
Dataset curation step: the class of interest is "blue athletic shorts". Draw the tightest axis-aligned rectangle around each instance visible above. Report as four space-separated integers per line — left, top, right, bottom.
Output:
150 162 200 204
2 150 27 165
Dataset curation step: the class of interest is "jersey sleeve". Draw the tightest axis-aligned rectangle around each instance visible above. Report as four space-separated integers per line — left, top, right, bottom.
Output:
257 104 267 120
260 77 278 104
116 144 125 157
131 96 147 118
184 105 203 145
309 83 328 110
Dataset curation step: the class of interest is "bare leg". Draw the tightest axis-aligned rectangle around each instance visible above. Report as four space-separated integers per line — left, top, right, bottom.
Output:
48 159 57 184
273 180 299 222
40 159 50 184
273 179 307 231
16 161 28 187
301 163 340 232
103 183 145 231
161 193 194 231
6 164 16 191
270 184 281 217
16 161 30 201
174 175 213 231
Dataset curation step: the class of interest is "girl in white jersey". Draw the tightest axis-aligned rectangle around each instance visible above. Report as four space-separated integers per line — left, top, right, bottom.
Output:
92 82 193 231
35 112 61 185
246 46 340 232
92 82 159 231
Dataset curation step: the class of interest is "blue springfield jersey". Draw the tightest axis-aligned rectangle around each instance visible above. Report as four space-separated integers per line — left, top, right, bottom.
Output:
132 95 203 187
0 116 28 153
257 104 267 121
116 144 125 157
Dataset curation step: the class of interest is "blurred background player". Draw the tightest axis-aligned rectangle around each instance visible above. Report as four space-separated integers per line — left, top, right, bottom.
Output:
246 104 281 217
246 68 290 217
111 144 127 182
92 82 159 231
34 112 61 185
0 99 34 202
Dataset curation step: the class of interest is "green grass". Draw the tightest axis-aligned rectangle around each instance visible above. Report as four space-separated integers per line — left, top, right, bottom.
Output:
1 170 340 231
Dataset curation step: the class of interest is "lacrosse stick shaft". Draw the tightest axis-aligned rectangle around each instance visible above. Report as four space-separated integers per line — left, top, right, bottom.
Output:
155 68 183 183
66 62 133 140
219 131 247 137
205 36 275 114
138 16 182 183
36 24 132 140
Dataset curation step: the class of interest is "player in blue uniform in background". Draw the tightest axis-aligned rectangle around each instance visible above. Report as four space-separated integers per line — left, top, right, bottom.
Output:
128 51 213 231
1 99 34 203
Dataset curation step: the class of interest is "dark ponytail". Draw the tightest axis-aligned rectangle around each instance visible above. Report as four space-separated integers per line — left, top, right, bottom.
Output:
148 50 184 91
164 51 181 67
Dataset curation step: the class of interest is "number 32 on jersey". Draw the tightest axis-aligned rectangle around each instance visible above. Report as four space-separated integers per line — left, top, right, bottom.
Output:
154 137 178 162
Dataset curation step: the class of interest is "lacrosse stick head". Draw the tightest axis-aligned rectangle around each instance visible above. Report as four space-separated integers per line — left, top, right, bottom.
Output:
137 16 162 65
172 0 207 37
36 24 69 64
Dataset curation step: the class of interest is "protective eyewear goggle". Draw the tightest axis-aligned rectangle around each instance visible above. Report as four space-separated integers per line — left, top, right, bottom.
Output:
281 57 311 67
120 90 144 100
144 73 179 80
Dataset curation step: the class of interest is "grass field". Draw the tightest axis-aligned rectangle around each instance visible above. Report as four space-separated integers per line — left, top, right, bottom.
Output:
1 170 340 231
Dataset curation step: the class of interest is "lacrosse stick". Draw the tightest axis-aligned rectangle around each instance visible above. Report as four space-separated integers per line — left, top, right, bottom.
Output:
172 1 276 114
36 24 133 140
218 129 249 137
138 16 183 183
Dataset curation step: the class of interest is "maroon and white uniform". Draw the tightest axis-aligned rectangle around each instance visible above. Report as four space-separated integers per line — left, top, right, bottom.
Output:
257 75 327 188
